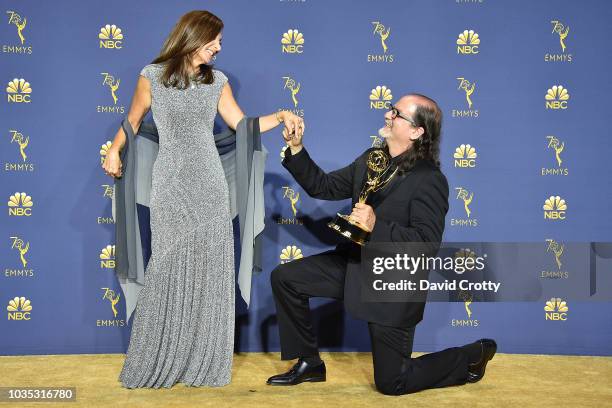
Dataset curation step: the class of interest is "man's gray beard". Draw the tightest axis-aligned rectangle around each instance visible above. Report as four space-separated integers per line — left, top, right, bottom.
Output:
378 125 392 139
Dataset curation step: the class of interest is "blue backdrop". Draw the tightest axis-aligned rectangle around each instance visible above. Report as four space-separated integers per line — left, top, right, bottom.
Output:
2 0 611 356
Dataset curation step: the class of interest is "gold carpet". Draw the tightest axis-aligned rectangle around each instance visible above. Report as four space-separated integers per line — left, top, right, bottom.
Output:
1 352 611 408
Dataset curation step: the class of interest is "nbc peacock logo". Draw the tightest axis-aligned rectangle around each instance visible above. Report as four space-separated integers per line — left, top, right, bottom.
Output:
280 245 303 264
99 24 123 49
456 29 480 54
543 195 567 220
8 192 33 216
100 141 112 164
6 78 31 103
7 296 32 320
453 248 480 275
545 85 569 110
454 144 477 168
281 29 304 54
544 297 568 321
369 86 392 110
99 244 115 269
280 146 288 161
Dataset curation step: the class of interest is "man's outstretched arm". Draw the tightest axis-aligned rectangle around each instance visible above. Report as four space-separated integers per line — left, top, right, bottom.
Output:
282 146 359 201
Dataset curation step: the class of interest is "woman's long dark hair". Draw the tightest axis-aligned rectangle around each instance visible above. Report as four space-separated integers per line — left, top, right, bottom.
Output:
152 10 223 89
381 94 443 174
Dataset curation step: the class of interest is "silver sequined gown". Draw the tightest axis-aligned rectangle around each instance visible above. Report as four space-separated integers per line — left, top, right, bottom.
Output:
118 64 234 388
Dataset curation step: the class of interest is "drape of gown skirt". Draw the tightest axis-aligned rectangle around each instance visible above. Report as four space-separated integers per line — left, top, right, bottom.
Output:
118 200 235 388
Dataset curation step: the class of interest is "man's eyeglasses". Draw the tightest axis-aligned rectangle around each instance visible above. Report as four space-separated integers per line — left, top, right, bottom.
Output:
389 104 417 127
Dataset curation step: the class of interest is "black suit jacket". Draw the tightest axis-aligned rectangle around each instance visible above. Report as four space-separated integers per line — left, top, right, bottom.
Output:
281 146 449 327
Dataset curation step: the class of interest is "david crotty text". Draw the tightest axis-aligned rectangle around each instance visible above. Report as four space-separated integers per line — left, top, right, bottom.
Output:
372 279 501 293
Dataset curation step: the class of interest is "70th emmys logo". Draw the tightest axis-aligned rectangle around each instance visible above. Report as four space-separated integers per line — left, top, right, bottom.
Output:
101 73 120 104
6 236 34 278
546 239 564 270
97 73 125 114
452 77 479 118
451 187 478 227
10 236 29 267
369 86 392 109
280 76 304 118
454 144 477 168
99 24 123 49
551 20 569 53
281 29 304 53
545 85 569 110
542 135 568 176
5 129 34 172
9 129 28 162
541 239 569 279
8 192 33 216
283 186 300 216
545 20 572 62
544 297 568 321
456 30 480 54
4 10 31 54
5 10 26 43
7 296 32 320
6 78 31 103
451 290 479 327
543 195 567 220
275 186 304 225
368 21 394 63
97 185 115 225
283 76 300 107
97 288 125 327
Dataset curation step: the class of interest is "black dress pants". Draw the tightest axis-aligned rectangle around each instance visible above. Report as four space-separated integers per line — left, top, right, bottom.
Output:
270 250 470 395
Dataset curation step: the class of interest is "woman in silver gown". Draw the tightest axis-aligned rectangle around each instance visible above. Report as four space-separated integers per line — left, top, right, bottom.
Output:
101 10 304 388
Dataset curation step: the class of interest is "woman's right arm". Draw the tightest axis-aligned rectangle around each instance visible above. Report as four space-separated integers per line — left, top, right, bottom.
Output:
102 75 152 178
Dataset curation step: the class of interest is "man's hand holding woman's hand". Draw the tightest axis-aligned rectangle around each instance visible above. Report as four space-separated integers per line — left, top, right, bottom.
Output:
279 111 304 155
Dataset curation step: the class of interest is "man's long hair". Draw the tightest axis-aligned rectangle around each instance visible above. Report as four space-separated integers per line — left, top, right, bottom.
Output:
152 10 223 89
381 94 443 174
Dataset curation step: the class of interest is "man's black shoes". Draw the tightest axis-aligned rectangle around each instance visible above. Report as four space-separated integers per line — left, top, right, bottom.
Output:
266 358 326 386
466 338 497 383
